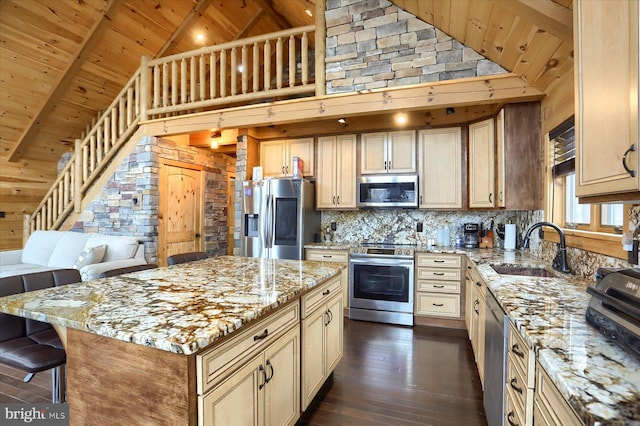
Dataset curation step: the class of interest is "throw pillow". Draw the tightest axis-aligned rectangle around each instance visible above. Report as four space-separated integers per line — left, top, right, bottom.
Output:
72 245 107 269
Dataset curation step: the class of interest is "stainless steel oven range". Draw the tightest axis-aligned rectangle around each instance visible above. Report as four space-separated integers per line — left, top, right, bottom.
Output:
349 243 415 326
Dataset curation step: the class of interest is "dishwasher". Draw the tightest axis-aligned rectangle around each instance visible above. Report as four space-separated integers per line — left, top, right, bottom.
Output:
484 290 509 426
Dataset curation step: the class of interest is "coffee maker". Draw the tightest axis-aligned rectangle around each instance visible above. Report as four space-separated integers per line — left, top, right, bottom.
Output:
463 223 481 248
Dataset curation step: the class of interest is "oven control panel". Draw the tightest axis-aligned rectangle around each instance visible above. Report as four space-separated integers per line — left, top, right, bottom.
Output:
350 247 414 258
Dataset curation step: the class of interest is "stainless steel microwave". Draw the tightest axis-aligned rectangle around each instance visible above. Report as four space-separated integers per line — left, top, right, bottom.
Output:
356 175 419 208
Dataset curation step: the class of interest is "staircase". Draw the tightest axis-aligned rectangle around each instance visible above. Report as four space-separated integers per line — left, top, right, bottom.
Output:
26 25 318 236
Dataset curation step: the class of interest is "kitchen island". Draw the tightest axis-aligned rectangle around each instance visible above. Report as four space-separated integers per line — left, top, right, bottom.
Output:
0 256 345 425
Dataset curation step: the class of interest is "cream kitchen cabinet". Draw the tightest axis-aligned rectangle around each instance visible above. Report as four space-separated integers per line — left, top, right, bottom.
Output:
533 361 583 426
415 253 464 319
304 248 349 310
198 304 300 426
469 264 486 386
468 118 495 208
360 131 416 174
574 0 640 202
260 138 314 177
505 322 535 426
301 275 343 410
316 135 356 209
418 128 463 209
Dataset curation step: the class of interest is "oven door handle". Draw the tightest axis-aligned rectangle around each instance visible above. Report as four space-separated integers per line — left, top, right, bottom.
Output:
350 255 414 265
586 286 640 319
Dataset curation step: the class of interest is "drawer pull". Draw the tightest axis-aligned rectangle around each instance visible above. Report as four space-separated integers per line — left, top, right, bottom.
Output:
259 364 267 390
434 259 445 263
432 303 444 307
511 343 525 359
253 329 269 341
433 285 445 288
507 411 519 426
475 281 482 287
433 272 445 276
510 377 523 395
322 289 331 296
323 255 333 258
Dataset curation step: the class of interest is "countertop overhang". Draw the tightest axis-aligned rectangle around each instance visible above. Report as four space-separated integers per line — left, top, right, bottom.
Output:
0 256 344 355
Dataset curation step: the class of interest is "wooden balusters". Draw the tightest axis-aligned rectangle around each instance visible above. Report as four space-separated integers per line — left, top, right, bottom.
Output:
264 40 271 91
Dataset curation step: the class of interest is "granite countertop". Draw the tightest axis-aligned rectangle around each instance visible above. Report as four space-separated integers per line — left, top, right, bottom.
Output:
0 256 343 355
305 243 639 425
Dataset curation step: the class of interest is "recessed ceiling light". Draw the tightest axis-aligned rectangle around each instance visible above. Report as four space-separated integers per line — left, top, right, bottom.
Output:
395 113 407 125
305 8 313 17
238 64 244 73
338 118 347 124
196 33 205 42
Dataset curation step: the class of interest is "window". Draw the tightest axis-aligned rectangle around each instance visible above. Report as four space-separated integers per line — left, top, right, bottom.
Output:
546 116 627 258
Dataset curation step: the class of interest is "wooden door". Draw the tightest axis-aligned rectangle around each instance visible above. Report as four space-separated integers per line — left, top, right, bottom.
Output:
159 163 204 266
260 140 286 177
227 172 236 255
316 137 336 208
301 305 326 410
288 138 315 177
263 327 300 426
419 128 462 209
388 130 416 173
360 132 387 174
336 134 357 208
495 109 506 208
468 118 495 208
324 295 343 374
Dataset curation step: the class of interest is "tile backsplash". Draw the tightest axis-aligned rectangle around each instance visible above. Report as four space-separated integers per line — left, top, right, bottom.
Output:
320 209 538 247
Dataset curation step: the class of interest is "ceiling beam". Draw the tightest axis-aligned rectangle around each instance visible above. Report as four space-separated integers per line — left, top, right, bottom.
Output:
8 0 125 162
143 74 545 136
155 0 212 58
492 0 573 42
253 0 293 30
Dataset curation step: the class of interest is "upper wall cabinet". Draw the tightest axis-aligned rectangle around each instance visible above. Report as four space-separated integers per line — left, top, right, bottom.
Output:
316 135 357 209
360 131 416 174
575 1 640 202
418 128 463 209
260 138 315 178
496 102 542 210
468 118 495 208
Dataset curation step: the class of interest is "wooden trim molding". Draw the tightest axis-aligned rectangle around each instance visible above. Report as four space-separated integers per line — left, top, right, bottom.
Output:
543 229 626 259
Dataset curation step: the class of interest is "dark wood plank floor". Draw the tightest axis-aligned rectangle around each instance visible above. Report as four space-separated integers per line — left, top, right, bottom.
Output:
1 319 487 426
0 363 52 403
298 319 487 426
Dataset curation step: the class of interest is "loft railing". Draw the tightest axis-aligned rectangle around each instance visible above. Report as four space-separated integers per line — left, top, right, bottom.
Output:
27 25 317 235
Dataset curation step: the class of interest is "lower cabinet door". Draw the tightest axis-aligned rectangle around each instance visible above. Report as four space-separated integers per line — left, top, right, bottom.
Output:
301 305 326 410
325 295 343 373
199 355 264 426
264 327 300 426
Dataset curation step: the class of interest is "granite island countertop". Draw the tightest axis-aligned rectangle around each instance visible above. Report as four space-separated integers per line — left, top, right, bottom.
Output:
0 256 344 356
305 242 640 425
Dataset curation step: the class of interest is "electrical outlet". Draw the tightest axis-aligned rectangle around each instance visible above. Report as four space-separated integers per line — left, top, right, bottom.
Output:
416 222 423 232
331 222 337 231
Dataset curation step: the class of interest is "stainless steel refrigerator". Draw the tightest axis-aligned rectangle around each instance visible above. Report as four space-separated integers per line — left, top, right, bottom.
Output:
241 178 320 260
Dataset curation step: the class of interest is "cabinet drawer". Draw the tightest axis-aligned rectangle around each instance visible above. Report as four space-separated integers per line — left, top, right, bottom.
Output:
508 323 535 388
505 387 526 426
196 302 299 395
534 362 583 426
305 249 348 263
416 254 461 268
415 293 460 317
416 280 460 293
301 274 342 318
416 268 461 281
506 353 530 414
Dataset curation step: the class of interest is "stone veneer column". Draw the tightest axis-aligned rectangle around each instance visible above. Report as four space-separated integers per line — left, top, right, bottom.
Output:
324 0 506 94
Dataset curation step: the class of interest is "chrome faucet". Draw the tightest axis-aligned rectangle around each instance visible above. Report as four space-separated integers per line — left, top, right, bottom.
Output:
522 222 571 274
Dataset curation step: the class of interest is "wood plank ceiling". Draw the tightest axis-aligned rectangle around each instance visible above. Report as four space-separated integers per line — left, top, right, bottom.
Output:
0 0 573 247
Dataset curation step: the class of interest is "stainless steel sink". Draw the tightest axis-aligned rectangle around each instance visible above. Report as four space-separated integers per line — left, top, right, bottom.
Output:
490 264 557 278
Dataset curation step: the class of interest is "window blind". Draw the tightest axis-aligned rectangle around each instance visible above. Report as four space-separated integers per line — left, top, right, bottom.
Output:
550 116 575 177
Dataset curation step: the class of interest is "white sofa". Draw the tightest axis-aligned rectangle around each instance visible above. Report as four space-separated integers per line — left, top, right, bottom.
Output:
0 230 147 281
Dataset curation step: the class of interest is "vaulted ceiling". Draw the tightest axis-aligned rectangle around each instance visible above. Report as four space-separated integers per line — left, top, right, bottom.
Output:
0 0 573 239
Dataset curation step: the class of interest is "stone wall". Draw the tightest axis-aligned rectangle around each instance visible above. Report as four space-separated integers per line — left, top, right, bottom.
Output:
325 0 506 94
72 135 235 263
